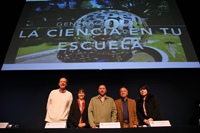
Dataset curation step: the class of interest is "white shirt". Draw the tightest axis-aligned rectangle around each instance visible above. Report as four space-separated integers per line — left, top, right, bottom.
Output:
45 89 73 123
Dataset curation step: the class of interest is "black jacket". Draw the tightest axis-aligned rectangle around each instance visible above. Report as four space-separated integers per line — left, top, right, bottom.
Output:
136 95 161 123
69 100 89 128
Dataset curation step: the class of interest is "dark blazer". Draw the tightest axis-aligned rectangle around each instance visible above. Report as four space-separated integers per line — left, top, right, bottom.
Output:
136 95 161 123
69 100 89 128
115 98 139 128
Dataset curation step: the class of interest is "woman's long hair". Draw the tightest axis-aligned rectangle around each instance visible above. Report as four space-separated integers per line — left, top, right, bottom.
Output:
138 85 154 102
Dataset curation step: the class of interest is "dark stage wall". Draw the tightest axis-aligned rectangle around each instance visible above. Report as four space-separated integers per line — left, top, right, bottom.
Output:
0 0 200 129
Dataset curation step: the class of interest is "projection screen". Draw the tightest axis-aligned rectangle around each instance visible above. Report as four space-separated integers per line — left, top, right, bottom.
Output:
1 0 200 70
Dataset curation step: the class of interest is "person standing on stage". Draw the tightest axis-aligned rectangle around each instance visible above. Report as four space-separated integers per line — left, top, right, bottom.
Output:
69 88 89 128
45 77 73 123
115 87 139 128
88 85 117 128
136 85 161 125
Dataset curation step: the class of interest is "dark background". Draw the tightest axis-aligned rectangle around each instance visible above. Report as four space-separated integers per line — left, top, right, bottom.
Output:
0 0 200 129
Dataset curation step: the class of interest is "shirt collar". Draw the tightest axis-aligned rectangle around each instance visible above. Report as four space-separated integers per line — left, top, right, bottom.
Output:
99 94 106 99
59 88 66 93
121 97 128 101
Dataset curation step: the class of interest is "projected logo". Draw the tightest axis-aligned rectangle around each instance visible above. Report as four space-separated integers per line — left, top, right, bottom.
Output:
57 10 168 62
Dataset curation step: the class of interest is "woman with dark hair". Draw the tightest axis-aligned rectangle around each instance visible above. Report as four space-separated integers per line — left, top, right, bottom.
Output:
69 88 89 128
136 85 161 125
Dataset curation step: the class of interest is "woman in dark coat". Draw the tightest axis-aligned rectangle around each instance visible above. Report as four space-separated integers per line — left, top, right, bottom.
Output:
69 88 89 128
136 85 161 125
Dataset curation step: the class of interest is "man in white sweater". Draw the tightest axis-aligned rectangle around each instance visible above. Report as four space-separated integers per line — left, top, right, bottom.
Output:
45 77 73 123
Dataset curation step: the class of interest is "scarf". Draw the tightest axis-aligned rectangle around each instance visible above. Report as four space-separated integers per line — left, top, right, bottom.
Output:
77 99 85 128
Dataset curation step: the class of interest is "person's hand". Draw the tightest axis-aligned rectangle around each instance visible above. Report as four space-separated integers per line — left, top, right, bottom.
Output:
148 118 153 121
78 123 82 128
133 125 137 128
144 119 149 125
92 126 97 128
78 123 86 128
82 123 86 127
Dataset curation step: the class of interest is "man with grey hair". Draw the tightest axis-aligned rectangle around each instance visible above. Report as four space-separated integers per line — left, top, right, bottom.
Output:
115 87 138 128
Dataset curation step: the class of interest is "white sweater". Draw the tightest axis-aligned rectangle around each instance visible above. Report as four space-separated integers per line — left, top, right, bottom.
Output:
45 89 73 123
